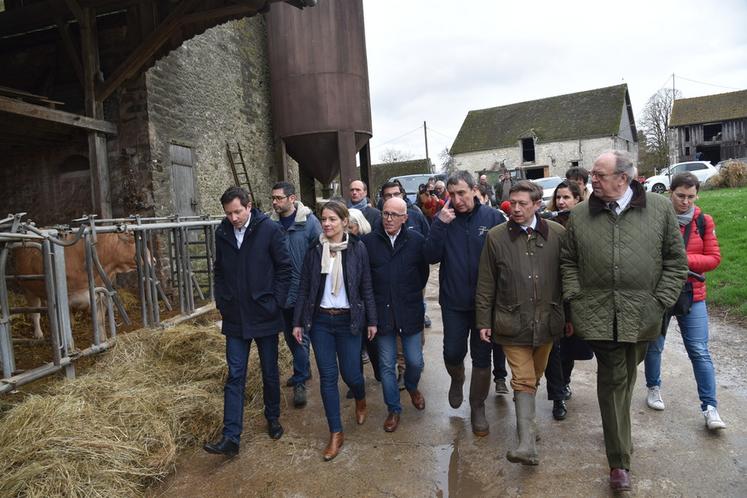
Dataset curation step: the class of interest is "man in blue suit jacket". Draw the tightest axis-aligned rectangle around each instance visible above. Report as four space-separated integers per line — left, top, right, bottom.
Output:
204 186 292 457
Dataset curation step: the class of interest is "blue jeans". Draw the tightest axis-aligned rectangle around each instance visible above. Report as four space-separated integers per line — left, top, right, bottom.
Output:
310 313 365 432
441 307 491 368
644 300 717 410
377 332 424 413
223 334 280 444
282 308 311 385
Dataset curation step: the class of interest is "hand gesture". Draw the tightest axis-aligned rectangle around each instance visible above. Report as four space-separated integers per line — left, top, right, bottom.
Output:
438 199 456 224
292 326 304 344
367 326 377 340
479 328 492 343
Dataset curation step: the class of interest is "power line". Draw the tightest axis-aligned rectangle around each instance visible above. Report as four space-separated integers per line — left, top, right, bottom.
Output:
674 74 740 91
428 127 454 141
371 125 423 149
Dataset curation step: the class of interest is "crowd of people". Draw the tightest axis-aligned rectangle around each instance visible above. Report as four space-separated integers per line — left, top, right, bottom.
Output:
203 149 726 492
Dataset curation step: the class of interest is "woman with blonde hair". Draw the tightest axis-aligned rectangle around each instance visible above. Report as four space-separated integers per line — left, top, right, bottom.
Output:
348 208 371 236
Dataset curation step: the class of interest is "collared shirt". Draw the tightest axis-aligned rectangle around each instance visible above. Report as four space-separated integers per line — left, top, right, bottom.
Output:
521 215 537 234
234 215 251 248
610 186 634 215
387 228 401 247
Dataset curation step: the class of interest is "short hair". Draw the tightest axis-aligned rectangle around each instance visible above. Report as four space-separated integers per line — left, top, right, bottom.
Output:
434 180 446 189
446 170 475 189
477 183 490 197
600 150 636 184
350 180 368 193
220 186 250 207
320 199 349 221
272 181 296 197
509 180 543 202
670 172 700 192
565 167 589 184
380 180 405 198
347 208 371 235
548 180 582 211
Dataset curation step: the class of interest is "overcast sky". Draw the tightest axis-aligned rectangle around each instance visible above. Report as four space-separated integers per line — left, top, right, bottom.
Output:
362 0 747 165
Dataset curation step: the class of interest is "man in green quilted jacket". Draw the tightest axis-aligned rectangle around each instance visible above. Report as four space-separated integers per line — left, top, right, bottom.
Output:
560 150 687 492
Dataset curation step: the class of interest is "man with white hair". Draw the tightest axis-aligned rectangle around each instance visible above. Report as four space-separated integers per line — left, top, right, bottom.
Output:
560 150 687 491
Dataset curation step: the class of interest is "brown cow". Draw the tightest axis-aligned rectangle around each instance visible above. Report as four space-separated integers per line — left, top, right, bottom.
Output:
13 232 138 339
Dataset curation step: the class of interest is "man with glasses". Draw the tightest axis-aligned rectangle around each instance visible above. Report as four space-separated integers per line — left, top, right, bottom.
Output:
362 197 429 432
270 181 322 408
560 150 687 491
379 180 429 237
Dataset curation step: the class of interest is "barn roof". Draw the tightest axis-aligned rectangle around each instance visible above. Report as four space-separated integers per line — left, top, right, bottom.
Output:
451 84 634 155
669 89 747 127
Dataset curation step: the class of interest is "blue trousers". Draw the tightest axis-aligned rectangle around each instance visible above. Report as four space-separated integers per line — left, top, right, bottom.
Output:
310 313 365 432
441 307 491 368
223 334 280 444
282 308 311 385
644 301 718 410
377 332 424 413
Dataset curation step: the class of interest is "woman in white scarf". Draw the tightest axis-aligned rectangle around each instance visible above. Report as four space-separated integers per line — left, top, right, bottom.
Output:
292 200 377 461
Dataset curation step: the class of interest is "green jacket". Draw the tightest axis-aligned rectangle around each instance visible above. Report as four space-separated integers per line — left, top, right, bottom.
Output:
476 216 566 347
560 182 688 343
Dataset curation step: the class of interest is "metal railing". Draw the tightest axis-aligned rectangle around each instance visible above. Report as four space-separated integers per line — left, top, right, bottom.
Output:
0 213 222 394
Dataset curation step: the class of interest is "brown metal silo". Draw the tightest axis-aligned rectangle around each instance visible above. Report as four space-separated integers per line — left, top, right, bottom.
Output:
267 0 373 197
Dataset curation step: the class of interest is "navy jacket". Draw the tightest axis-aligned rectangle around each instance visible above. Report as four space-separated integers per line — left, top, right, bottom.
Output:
362 225 429 336
270 201 322 308
293 236 377 335
214 210 292 339
424 200 506 311
376 197 430 237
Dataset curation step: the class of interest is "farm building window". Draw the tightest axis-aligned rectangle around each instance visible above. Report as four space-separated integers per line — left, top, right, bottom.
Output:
570 160 579 167
521 138 535 163
685 146 690 156
684 127 690 142
703 123 722 142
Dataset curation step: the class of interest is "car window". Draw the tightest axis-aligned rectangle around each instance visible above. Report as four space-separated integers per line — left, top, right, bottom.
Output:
671 164 688 174
532 177 563 189
392 175 431 193
686 163 707 171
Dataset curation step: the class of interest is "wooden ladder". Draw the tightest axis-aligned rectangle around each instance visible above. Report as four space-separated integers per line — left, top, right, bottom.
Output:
225 142 258 208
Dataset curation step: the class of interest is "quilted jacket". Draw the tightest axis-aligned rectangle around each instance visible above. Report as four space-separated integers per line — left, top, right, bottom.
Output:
682 206 721 302
560 182 688 343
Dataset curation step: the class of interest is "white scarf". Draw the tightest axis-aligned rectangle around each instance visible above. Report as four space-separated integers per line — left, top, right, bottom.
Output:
320 232 348 295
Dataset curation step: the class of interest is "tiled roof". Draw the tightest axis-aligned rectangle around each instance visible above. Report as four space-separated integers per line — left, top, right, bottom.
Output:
669 89 747 127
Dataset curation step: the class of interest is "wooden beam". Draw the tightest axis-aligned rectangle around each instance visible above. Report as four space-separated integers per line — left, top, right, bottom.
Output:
63 0 84 22
97 0 202 101
0 95 117 134
56 18 85 87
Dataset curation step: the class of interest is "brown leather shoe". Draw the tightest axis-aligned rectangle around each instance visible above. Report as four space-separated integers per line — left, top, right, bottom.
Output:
609 468 631 492
355 398 367 425
383 412 400 432
409 389 426 410
323 432 344 461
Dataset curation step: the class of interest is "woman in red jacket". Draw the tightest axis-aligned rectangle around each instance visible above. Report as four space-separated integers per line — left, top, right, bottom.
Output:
643 172 726 430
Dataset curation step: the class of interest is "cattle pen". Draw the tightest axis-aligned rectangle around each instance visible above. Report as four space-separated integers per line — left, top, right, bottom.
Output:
0 213 222 394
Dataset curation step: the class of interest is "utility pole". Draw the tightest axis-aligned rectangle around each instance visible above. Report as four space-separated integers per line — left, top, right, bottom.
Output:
423 120 431 172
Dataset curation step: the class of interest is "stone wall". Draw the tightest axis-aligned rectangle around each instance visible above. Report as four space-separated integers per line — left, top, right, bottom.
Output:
145 16 277 218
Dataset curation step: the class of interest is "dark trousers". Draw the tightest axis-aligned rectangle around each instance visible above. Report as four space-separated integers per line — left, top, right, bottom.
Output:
281 308 311 385
588 340 649 470
492 342 507 381
223 334 280 444
361 331 381 381
441 307 491 368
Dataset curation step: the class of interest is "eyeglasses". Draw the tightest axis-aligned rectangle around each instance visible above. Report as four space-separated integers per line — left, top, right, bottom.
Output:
271 195 288 201
590 171 622 179
382 211 406 220
381 192 402 199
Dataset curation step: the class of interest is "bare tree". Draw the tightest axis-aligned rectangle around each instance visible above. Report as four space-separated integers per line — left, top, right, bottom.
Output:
640 88 682 168
438 147 456 175
379 147 414 163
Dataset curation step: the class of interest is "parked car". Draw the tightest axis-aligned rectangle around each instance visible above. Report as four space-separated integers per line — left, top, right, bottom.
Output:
530 176 565 206
388 173 444 204
643 161 718 193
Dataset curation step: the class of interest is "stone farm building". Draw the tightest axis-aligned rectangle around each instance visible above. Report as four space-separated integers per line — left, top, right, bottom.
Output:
450 84 638 179
669 88 747 164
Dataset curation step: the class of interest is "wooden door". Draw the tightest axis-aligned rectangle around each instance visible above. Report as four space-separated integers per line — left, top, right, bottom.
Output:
170 144 198 217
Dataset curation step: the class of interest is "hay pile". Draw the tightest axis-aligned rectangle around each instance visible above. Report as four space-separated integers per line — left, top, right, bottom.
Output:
0 324 291 497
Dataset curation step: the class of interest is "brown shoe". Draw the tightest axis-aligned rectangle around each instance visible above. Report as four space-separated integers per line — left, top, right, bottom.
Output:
609 468 631 492
355 398 367 425
323 432 344 461
383 412 400 432
409 389 426 410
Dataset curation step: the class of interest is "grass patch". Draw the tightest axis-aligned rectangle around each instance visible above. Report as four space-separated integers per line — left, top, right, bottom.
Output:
696 187 747 317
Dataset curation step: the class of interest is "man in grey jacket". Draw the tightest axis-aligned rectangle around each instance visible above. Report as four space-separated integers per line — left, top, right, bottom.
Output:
560 151 687 491
271 181 322 408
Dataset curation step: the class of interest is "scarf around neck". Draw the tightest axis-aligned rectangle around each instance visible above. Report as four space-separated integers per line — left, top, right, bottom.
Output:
349 197 369 211
677 206 695 226
320 232 348 295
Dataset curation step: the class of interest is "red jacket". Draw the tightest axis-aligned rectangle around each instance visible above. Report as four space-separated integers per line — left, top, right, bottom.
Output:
682 206 721 302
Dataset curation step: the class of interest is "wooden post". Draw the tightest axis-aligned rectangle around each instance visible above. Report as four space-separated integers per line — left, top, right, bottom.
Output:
79 6 112 218
359 141 371 193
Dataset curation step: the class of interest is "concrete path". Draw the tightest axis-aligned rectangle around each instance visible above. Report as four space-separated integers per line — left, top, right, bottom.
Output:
155 269 747 497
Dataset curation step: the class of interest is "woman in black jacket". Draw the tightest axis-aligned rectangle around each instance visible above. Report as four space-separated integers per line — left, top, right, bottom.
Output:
292 200 377 461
